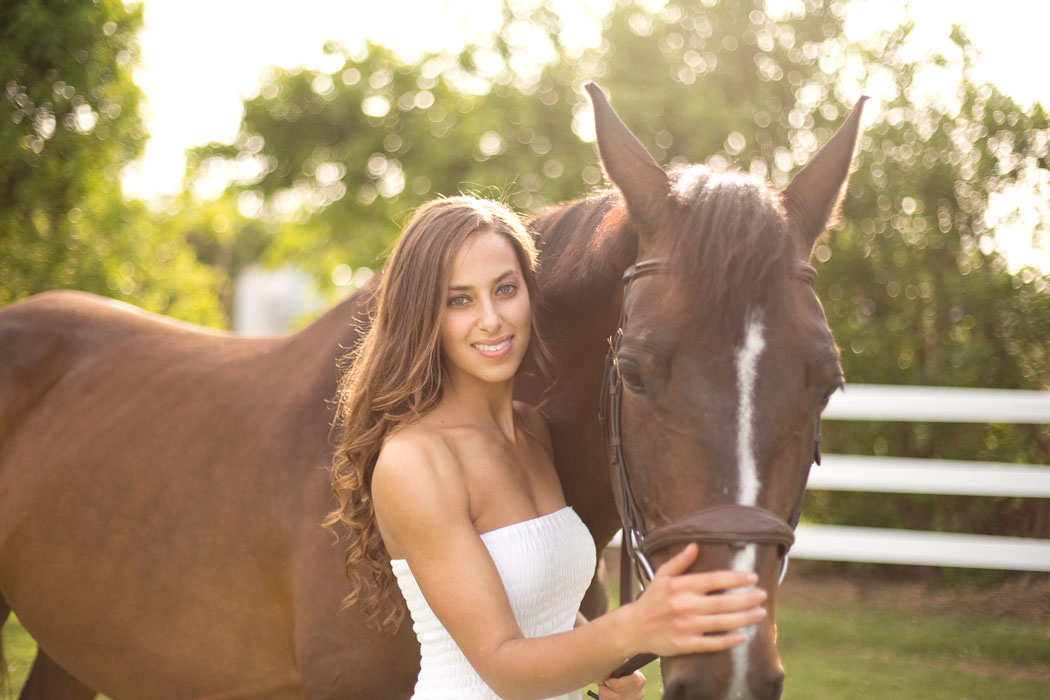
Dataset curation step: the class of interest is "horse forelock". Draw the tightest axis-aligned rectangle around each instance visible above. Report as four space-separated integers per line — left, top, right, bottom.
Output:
664 164 796 335
528 168 797 339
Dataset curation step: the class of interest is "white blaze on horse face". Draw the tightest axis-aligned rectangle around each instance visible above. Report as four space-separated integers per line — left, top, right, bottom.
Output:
727 311 765 700
728 545 758 700
734 312 765 507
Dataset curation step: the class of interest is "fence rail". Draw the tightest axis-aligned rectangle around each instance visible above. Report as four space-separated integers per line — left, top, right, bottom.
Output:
821 384 1050 423
610 384 1050 573
807 455 1050 498
793 384 1049 571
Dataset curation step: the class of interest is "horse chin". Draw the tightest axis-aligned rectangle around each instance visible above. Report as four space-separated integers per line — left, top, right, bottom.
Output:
661 619 784 700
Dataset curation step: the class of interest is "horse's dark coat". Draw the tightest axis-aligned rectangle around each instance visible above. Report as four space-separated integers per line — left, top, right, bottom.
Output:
0 86 863 700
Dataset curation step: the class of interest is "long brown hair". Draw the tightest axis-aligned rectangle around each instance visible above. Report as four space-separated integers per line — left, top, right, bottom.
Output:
324 195 555 633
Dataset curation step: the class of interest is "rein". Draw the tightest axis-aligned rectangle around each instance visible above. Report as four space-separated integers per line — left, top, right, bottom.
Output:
597 258 821 607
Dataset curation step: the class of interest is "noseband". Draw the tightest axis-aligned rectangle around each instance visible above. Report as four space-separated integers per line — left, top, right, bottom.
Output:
598 258 821 605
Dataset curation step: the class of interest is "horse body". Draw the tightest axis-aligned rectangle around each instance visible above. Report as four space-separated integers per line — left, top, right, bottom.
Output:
0 289 418 699
0 85 863 700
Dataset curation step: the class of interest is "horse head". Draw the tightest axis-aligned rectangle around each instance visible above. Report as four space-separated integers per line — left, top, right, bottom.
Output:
586 83 865 700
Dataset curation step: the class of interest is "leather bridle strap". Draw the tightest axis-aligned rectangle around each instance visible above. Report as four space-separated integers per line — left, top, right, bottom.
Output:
641 505 796 557
591 258 822 691
599 258 821 607
599 259 668 604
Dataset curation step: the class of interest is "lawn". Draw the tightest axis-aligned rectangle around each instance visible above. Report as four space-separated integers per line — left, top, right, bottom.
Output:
4 592 1048 699
617 594 1050 700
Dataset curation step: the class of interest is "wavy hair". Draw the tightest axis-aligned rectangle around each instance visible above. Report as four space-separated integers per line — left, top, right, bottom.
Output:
324 196 556 633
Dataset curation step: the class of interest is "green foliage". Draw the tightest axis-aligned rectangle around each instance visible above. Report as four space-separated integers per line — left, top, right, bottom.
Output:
583 0 1050 548
187 38 597 284
191 0 1048 560
0 0 224 326
808 25 1050 544
3 0 1046 564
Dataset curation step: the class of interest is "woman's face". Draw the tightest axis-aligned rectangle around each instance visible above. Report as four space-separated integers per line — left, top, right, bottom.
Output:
439 229 532 388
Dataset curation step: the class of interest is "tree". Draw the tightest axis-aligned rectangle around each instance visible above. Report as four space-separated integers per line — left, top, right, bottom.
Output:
586 0 1050 560
0 0 224 326
187 0 1049 572
187 38 600 288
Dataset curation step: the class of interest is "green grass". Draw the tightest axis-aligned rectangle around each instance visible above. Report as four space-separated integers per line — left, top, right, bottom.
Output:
2 614 35 696
777 603 1050 700
5 601 1048 699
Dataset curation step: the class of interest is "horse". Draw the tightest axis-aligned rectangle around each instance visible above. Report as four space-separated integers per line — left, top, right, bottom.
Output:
0 83 863 700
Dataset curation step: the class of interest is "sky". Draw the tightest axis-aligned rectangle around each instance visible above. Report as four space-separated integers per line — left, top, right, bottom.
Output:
119 0 1050 271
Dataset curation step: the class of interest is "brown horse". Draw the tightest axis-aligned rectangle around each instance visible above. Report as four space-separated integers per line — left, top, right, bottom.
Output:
0 85 863 699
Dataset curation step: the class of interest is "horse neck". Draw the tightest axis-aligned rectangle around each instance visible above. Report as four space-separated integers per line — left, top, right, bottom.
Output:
530 193 637 308
527 194 638 542
274 284 375 386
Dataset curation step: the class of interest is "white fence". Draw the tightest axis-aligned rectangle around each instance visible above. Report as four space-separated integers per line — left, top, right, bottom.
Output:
796 384 1050 572
610 385 1050 573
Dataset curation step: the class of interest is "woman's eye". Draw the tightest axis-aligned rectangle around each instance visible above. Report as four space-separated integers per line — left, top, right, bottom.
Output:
496 283 517 296
447 295 470 308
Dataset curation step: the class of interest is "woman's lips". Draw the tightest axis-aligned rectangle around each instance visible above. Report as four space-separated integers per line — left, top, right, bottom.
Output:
471 336 512 359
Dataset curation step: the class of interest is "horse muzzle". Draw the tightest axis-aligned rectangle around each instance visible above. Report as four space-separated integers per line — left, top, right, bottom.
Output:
662 659 785 700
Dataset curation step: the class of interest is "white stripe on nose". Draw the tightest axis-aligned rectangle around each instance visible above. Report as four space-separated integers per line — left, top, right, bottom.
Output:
728 545 757 699
735 312 765 507
728 311 765 700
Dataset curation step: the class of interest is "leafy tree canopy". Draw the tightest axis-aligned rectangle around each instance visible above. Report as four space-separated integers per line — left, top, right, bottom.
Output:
0 0 224 325
186 0 1048 552
4 0 1047 561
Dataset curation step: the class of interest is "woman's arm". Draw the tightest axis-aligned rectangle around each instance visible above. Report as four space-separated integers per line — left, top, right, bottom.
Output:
574 612 647 700
373 435 766 700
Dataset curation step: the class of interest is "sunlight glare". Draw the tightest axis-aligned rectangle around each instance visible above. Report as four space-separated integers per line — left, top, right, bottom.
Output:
121 0 1050 271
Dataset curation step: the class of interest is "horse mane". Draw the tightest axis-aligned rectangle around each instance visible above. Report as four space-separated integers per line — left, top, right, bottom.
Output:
527 190 636 309
529 166 796 337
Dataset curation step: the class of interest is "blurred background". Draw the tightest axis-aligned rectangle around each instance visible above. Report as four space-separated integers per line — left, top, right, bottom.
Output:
2 0 1048 695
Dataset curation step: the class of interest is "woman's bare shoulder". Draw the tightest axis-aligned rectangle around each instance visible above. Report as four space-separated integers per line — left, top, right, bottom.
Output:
372 425 471 553
375 425 464 496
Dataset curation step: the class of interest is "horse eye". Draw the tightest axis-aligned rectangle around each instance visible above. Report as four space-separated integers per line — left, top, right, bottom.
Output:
617 359 646 394
819 382 843 409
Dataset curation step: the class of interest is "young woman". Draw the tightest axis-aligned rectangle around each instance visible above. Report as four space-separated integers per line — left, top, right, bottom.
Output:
326 196 767 700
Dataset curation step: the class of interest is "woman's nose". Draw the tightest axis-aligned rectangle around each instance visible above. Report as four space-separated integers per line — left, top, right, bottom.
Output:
477 297 501 331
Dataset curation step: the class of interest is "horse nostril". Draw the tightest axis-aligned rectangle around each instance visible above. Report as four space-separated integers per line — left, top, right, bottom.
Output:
662 679 717 700
660 680 694 700
758 670 785 700
663 671 784 700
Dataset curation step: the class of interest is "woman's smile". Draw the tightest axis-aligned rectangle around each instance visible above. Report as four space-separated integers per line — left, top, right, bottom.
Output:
472 336 513 358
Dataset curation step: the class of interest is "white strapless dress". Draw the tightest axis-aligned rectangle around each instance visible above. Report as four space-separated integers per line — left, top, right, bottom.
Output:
390 506 597 700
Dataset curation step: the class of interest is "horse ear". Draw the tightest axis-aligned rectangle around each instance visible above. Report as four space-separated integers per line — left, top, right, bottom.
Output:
585 82 669 234
782 96 868 257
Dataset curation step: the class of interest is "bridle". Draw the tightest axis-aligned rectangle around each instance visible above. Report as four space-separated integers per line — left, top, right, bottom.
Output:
598 257 822 606
585 256 823 692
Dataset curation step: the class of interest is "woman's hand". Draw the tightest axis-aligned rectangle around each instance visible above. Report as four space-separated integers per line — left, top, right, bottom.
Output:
622 543 767 657
596 670 646 700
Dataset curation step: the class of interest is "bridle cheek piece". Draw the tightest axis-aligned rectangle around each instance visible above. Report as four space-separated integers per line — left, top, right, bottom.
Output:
598 257 820 605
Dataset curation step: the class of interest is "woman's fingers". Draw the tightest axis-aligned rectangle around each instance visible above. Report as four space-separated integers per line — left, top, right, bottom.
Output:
671 568 759 593
652 542 699 577
671 587 767 615
677 606 768 635
599 670 646 700
633 554 772 658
